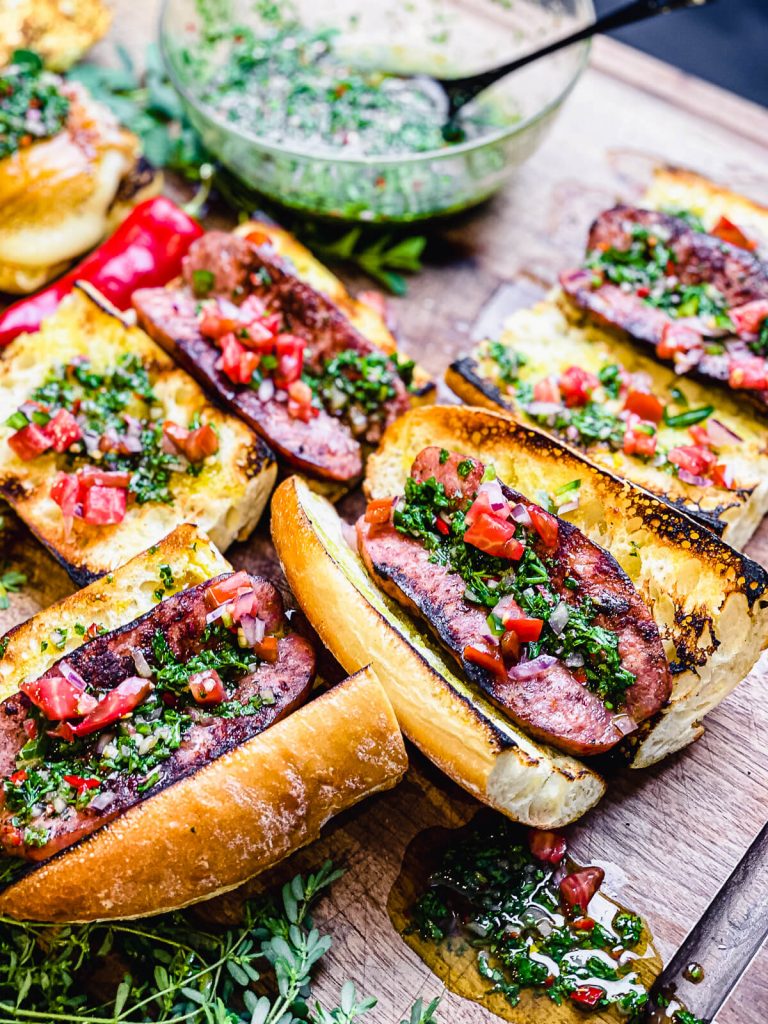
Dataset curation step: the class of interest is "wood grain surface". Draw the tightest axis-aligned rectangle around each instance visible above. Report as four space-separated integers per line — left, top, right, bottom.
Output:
2 4 767 1021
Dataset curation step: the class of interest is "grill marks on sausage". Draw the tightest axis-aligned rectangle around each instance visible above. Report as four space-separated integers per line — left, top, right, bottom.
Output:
133 231 409 482
0 573 315 861
357 448 670 756
561 206 768 407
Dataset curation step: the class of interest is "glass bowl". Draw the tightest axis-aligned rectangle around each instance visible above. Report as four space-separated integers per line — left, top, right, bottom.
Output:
160 0 594 223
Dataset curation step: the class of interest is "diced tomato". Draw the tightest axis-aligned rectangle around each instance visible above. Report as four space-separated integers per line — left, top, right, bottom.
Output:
572 917 596 931
623 389 664 423
44 409 82 452
668 445 716 476
82 485 127 525
365 498 393 525
0 823 23 847
78 467 132 489
711 216 757 252
241 318 276 351
729 357 768 390
623 425 657 458
199 306 242 340
287 378 318 422
274 334 306 386
528 829 567 865
560 866 605 913
558 366 599 407
238 294 268 320
205 571 253 610
22 718 37 740
463 642 507 681
48 720 76 742
86 623 102 640
569 986 605 1010
63 774 101 794
533 376 561 403
464 513 524 560
50 472 80 517
163 421 219 462
528 506 559 548
8 423 52 461
253 635 279 663
505 617 544 642
729 299 768 336
688 424 712 448
20 674 97 721
71 677 152 737
501 629 521 661
218 333 259 385
8 770 27 784
435 516 450 536
188 669 226 705
657 320 702 360
711 463 738 490
465 490 509 527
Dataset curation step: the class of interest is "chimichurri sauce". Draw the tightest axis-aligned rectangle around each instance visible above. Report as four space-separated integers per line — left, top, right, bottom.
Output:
196 23 503 157
0 50 69 160
389 815 704 1023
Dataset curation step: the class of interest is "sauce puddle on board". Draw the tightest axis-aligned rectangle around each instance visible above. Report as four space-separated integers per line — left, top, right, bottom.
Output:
388 812 702 1024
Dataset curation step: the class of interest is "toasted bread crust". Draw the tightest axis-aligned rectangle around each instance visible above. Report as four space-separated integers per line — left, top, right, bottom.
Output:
0 526 407 920
363 406 768 768
272 475 605 828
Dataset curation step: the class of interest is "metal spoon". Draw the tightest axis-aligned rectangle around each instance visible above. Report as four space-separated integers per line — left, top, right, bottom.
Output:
437 0 716 139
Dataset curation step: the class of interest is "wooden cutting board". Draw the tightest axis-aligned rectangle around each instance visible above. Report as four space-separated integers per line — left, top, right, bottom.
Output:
3 5 768 1020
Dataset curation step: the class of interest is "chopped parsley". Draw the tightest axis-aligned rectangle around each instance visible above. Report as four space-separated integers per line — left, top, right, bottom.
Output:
487 340 527 386
0 51 70 160
749 315 768 357
311 349 414 433
647 282 733 330
598 363 622 398
585 222 675 289
150 625 258 697
191 268 215 297
0 569 26 611
663 404 714 429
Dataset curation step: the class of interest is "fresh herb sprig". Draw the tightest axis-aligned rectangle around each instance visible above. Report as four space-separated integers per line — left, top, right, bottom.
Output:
0 860 441 1023
0 569 26 611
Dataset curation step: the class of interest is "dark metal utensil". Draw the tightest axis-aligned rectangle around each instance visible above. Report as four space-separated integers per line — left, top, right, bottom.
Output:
437 0 716 136
644 821 768 1022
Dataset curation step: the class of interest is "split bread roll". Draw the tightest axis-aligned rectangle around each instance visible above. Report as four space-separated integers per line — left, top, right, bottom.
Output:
272 406 768 826
0 524 407 922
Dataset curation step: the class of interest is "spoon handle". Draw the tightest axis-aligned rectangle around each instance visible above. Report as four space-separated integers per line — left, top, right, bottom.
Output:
443 0 716 114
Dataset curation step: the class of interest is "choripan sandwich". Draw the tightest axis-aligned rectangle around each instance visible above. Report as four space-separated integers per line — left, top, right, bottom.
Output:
272 406 768 828
132 222 433 492
0 524 407 922
448 168 768 549
0 49 159 294
0 285 276 584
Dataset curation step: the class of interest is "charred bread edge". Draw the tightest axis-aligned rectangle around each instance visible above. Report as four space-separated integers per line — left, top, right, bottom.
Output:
0 666 406 921
644 166 768 241
444 357 768 551
0 286 277 582
0 526 407 920
361 406 768 769
272 475 606 829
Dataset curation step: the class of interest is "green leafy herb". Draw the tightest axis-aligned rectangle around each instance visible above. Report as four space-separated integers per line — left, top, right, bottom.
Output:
749 315 768 357
307 226 426 296
598 363 622 398
661 207 707 233
0 50 70 160
312 350 411 429
151 626 257 697
0 570 26 611
191 268 215 297
647 282 732 329
487 341 527 386
663 405 714 429
585 223 675 289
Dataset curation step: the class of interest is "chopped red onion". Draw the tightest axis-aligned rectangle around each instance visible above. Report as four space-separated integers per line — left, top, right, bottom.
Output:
206 602 232 625
477 479 507 513
549 601 571 636
706 418 743 446
507 654 558 681
89 790 116 812
613 714 637 737
678 469 709 487
526 401 562 419
258 378 275 402
130 647 153 679
556 498 580 515
58 662 86 690
239 614 266 647
509 503 532 528
492 594 520 622
274 389 288 403
564 652 585 668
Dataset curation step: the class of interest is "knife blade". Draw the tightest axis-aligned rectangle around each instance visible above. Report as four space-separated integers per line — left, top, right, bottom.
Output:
645 821 768 1022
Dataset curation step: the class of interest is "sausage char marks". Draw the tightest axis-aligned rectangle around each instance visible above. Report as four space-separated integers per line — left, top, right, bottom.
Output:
133 232 412 483
357 447 670 756
0 571 315 863
561 206 768 408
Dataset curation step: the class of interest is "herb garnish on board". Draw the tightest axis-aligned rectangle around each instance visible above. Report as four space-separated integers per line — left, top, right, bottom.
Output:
0 859 442 1023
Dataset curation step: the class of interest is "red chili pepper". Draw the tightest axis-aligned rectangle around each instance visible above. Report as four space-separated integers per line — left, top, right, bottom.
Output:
0 197 204 347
